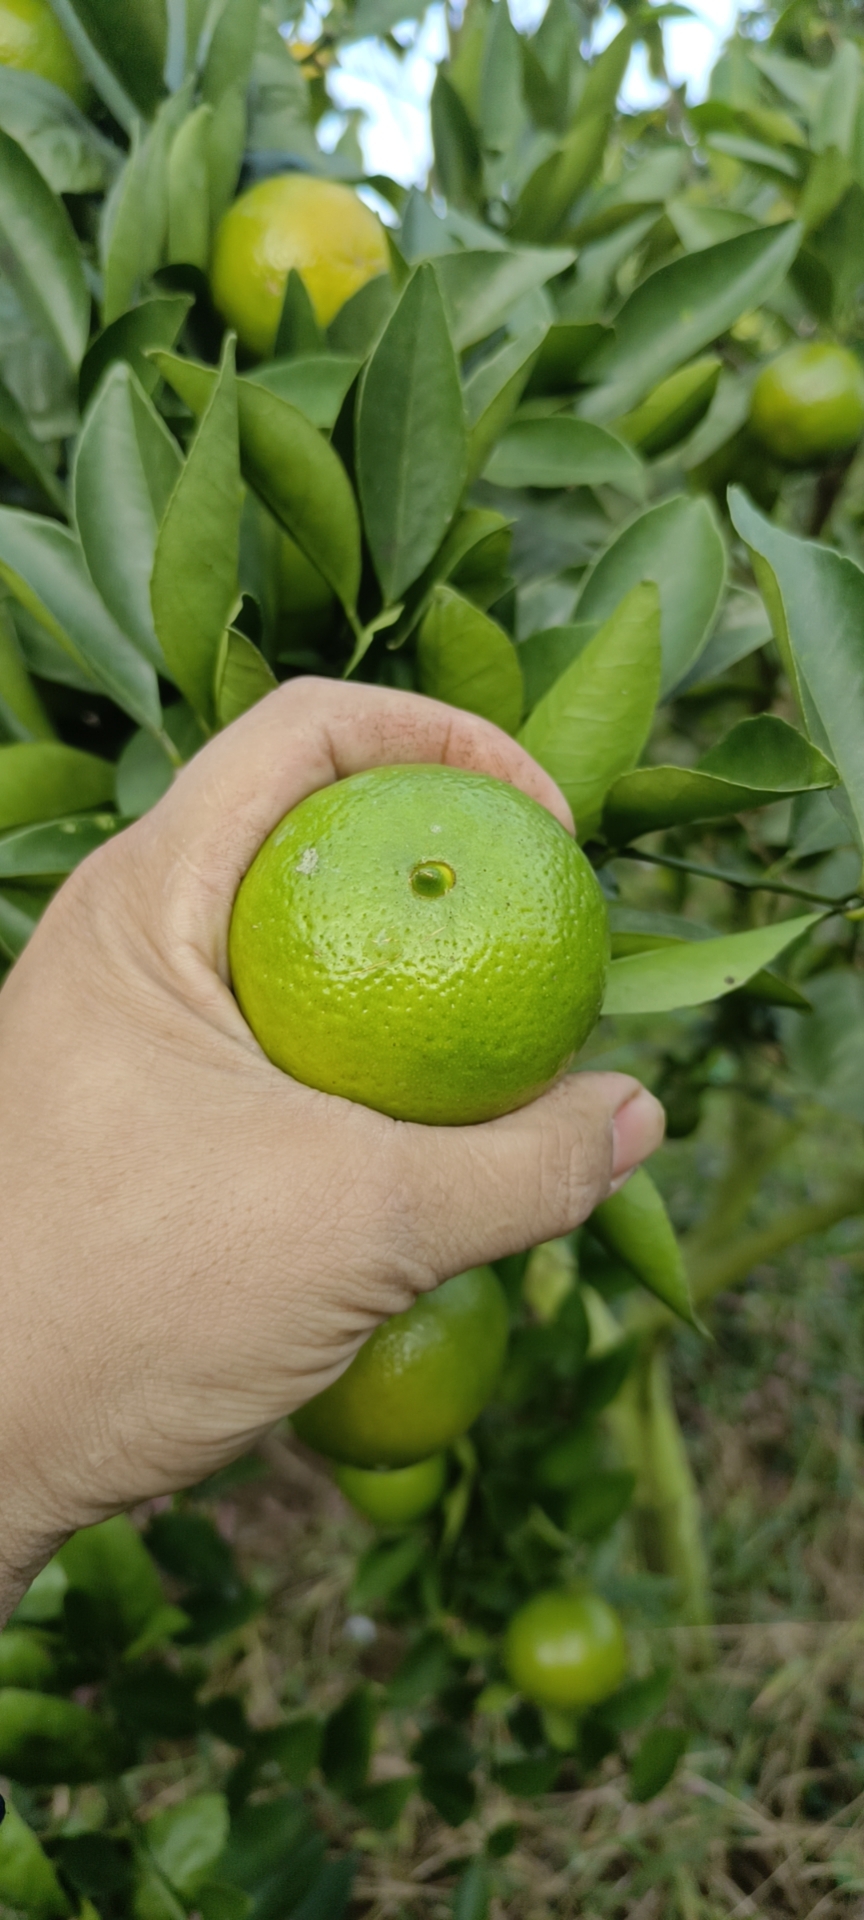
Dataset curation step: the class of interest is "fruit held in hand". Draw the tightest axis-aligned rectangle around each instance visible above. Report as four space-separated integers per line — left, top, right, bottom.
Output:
229 764 609 1127
504 1588 627 1709
750 342 864 465
210 173 390 359
0 0 87 102
292 1265 509 1468
334 1454 447 1525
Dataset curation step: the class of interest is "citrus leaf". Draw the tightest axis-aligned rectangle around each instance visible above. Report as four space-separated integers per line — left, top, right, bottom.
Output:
463 322 547 481
525 321 609 397
510 110 610 244
151 335 240 727
357 264 466 605
0 1802 70 1919
519 582 661 832
0 69 118 195
0 1690 114 1784
432 246 573 351
417 586 523 733
74 362 181 670
0 372 66 513
0 510 162 729
614 355 721 458
0 602 54 741
48 0 166 122
729 486 864 849
100 91 189 325
576 495 726 697
590 1168 700 1329
603 914 822 1016
58 1515 167 1648
244 354 362 430
213 629 277 729
141 1796 229 1900
603 715 838 843
579 222 802 422
0 814 122 882
0 741 113 831
484 416 644 496
166 101 213 271
629 1726 688 1803
79 293 192 412
0 126 90 382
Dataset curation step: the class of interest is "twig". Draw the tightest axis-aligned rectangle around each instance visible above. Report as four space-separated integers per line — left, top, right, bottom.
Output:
616 846 857 910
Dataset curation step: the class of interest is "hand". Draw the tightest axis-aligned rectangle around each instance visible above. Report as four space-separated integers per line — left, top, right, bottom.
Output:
0 680 663 1617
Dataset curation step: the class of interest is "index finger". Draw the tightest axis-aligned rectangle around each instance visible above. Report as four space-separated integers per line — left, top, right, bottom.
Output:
135 678 574 972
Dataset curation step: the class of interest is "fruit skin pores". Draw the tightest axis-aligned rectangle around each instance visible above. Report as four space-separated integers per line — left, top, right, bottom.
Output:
228 763 610 1126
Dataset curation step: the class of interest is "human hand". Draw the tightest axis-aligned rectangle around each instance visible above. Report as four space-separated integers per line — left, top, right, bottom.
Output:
0 680 663 1617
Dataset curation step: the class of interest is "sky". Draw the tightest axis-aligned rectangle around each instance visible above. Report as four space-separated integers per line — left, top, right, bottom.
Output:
304 0 743 185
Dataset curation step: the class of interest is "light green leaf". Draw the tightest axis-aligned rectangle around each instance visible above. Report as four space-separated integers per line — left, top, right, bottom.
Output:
58 1516 167 1648
0 1802 70 1918
151 335 240 726
519 582 661 833
0 372 66 512
590 1169 700 1329
0 813 122 882
671 588 771 696
0 602 53 741
614 356 721 459
142 1797 230 1901
417 585 523 733
0 511 161 729
463 322 547 481
167 101 213 270
518 621 597 713
0 1627 56 1689
245 354 361 430
576 495 726 697
433 246 574 351
101 91 189 325
79 293 193 412
510 110 610 244
484 416 644 496
0 1690 114 1784
74 362 181 670
0 126 90 381
729 486 864 848
603 914 821 1016
357 264 466 605
579 222 802 421
0 69 118 194
202 0 261 106
603 715 837 844
214 628 277 729
0 741 113 831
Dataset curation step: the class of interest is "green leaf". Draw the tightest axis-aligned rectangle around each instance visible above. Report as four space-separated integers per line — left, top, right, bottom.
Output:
151 335 240 725
614 356 721 459
0 741 113 830
452 1857 491 1920
417 586 523 733
79 294 193 412
590 1168 699 1329
510 110 610 245
579 223 802 421
0 127 90 382
603 914 821 1016
518 621 596 713
0 602 54 741
519 582 661 832
213 628 277 729
201 0 261 106
101 92 189 326
153 351 362 618
0 814 121 882
50 0 167 121
321 1687 375 1798
565 1470 636 1540
576 495 726 698
484 416 644 497
463 322 547 482
167 102 213 271
729 487 864 849
142 1797 230 1900
57 1516 168 1649
74 362 181 670
0 1689 114 1784
274 268 324 359
327 275 396 357
671 588 771 696
782 970 864 1123
430 69 482 209
244 354 361 430
0 371 67 512
357 264 466 605
629 1726 688 1803
0 1802 70 1919
603 715 838 844
0 1629 56 1689
0 69 118 195
432 246 573 351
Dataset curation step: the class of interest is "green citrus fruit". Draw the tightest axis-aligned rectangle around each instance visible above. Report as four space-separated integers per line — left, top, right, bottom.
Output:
0 0 87 101
334 1453 447 1525
504 1588 627 1710
210 173 390 358
229 765 609 1126
750 342 864 464
292 1265 509 1468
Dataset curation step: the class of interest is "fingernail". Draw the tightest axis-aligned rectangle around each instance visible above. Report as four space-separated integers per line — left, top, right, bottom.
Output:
612 1086 665 1181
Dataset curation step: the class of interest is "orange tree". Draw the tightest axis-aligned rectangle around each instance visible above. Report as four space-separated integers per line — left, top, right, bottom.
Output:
2 0 864 1909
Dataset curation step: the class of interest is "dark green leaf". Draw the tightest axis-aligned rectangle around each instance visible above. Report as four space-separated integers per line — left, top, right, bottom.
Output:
349 1533 426 1610
671 587 771 696
484 416 643 496
0 1802 70 1919
576 495 726 697
289 1856 356 1920
518 621 596 712
0 813 121 882
145 1512 237 1591
0 127 90 382
578 1337 639 1415
245 354 362 431
629 1726 688 1802
604 914 822 1016
327 275 396 357
464 323 547 481
357 264 466 605
0 372 67 512
216 1797 311 1893
417 586 523 733
0 1689 114 1783
166 102 213 272
52 1833 133 1904
431 70 482 209
519 582 661 832
321 1687 375 1798
492 1755 560 1794
598 1667 672 1734
433 247 572 351
74 362 181 669
565 1470 635 1540
57 1515 167 1649
0 603 54 741
101 91 189 325
579 223 802 421
615 356 721 458
274 269 324 358
352 1777 415 1831
452 1856 490 1920
525 321 608 397
603 715 837 844
590 1169 699 1328
0 69 118 195
151 334 240 724
511 110 610 244
262 1714 322 1789
0 1630 55 1690
141 1796 229 1898
50 0 166 120
80 294 192 412
108 1665 200 1739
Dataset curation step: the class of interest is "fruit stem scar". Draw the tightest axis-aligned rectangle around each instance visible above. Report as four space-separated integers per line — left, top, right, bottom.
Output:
410 860 456 899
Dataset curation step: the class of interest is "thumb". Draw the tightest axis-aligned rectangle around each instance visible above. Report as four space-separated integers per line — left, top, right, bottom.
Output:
398 1074 665 1282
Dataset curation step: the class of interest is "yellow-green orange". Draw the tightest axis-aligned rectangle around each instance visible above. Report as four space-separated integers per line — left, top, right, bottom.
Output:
750 342 864 465
504 1589 627 1710
0 0 87 101
229 765 609 1126
292 1266 509 1468
210 173 389 358
334 1454 447 1526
